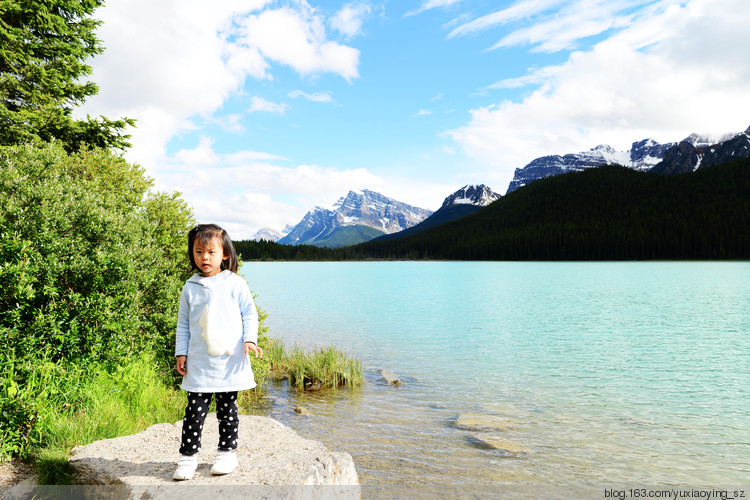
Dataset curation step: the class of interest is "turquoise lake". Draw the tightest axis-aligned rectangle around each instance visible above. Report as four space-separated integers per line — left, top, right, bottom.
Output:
240 261 750 497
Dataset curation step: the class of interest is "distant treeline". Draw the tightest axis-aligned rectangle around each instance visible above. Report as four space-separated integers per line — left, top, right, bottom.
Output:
235 158 750 261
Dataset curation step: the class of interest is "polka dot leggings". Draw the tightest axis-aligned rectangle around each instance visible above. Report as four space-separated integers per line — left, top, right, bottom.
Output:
179 391 239 456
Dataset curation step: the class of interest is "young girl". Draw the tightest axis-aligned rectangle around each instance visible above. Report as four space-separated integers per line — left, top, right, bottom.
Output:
173 224 263 481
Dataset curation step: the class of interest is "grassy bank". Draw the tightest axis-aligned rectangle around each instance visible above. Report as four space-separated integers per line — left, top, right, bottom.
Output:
1 339 362 484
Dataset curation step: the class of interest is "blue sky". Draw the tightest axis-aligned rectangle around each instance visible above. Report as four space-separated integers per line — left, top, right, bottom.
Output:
80 0 750 239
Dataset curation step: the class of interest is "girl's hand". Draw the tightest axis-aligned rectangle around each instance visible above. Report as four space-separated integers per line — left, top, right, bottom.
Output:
245 342 263 359
176 355 187 375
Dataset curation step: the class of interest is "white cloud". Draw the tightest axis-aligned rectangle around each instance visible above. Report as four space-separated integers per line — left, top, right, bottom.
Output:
449 0 657 52
405 0 462 17
288 90 335 103
414 109 432 117
156 141 385 239
331 3 371 38
448 0 564 38
211 114 246 134
77 0 360 179
248 96 290 114
237 6 360 81
448 0 750 193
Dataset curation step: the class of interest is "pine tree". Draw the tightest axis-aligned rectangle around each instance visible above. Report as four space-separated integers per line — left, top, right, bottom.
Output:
0 0 134 150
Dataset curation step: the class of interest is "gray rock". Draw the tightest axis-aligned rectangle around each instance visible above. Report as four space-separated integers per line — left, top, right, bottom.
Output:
453 413 517 432
65 413 359 497
376 369 402 386
467 434 529 455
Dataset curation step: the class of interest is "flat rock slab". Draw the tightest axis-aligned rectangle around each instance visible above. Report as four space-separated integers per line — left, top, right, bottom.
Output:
453 413 517 432
68 414 359 492
466 434 530 455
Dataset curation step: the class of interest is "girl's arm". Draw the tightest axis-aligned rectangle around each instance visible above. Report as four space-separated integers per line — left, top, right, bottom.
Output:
175 287 191 357
237 280 259 346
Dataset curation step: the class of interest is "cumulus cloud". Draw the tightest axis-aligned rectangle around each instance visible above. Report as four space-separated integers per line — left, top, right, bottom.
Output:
78 0 360 174
447 0 750 192
331 3 372 38
236 5 360 81
154 141 384 239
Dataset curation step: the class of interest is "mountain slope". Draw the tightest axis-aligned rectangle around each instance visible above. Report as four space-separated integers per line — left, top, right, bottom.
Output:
374 184 501 242
506 127 748 194
310 225 386 248
279 189 432 247
251 224 294 242
650 126 750 175
355 158 750 260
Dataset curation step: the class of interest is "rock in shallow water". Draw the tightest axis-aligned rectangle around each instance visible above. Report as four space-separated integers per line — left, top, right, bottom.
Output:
376 368 402 386
466 434 529 455
66 413 359 496
453 413 517 432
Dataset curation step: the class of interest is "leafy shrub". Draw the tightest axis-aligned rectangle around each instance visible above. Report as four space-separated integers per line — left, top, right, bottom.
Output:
0 142 194 459
0 143 194 365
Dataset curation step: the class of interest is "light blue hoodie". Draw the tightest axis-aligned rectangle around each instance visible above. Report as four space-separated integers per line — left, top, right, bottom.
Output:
175 270 259 393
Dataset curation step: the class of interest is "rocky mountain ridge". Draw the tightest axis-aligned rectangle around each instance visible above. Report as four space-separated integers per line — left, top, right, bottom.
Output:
506 128 747 194
441 184 501 208
278 189 432 247
252 224 294 242
651 126 750 175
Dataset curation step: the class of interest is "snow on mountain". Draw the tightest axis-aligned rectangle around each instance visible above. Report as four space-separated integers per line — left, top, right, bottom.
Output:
506 127 749 194
251 224 294 242
506 140 673 194
441 185 501 208
650 126 750 175
278 190 432 246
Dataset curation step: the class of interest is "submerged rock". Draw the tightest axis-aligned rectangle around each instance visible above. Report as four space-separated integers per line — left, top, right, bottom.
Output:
376 369 402 386
67 413 359 493
454 413 517 432
467 434 529 455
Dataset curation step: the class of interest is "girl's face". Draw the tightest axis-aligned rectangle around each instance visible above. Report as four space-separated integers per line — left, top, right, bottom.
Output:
193 237 228 277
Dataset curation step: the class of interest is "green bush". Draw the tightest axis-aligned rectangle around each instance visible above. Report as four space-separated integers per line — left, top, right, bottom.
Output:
0 142 194 459
0 143 194 365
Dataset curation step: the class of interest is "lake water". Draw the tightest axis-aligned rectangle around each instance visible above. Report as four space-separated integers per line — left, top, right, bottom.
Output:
240 261 750 498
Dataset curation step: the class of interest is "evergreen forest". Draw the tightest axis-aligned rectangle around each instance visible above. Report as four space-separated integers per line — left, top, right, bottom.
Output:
236 160 750 261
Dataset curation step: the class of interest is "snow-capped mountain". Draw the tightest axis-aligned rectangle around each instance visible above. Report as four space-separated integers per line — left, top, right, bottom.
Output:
278 190 433 247
441 184 501 208
650 126 750 175
505 128 749 194
251 224 294 242
506 140 671 194
375 184 501 243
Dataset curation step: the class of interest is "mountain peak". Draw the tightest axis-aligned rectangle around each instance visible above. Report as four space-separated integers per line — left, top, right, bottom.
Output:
505 127 750 194
279 190 433 247
441 184 501 208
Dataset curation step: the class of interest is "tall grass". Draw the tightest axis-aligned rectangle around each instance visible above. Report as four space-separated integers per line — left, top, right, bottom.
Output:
269 343 364 391
2 336 362 484
1 351 185 483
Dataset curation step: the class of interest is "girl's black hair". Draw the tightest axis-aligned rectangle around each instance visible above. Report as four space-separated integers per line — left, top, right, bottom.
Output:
187 224 238 274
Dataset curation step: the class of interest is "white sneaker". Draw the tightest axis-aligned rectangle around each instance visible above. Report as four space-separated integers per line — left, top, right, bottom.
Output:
173 454 198 481
211 450 238 475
